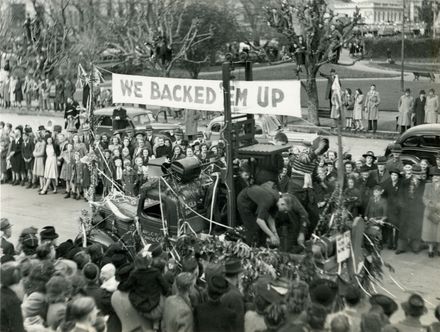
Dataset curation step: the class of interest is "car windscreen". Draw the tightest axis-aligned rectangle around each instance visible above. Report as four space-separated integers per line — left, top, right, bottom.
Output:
131 113 155 127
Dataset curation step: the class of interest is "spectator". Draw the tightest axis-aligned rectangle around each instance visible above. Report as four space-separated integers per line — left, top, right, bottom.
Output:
364 84 380 133
54 77 64 112
162 272 195 332
425 88 439 124
32 129 46 190
46 275 71 330
22 129 35 188
185 110 200 141
430 305 440 332
14 75 23 107
60 296 100 332
330 315 350 332
221 257 245 332
194 274 236 332
386 294 428 331
23 75 33 110
0 262 25 332
382 167 402 249
421 168 440 258
8 126 26 185
369 294 398 324
397 88 414 133
342 88 354 130
413 90 426 126
39 136 60 195
59 142 75 198
320 68 339 110
1 218 15 256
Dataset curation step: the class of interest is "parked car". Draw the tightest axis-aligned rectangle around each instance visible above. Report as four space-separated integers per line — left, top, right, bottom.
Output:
204 114 318 145
94 107 180 137
385 124 440 165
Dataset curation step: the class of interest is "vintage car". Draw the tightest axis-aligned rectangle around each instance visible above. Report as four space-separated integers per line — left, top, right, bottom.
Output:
385 124 440 165
204 114 318 146
94 107 180 137
77 157 226 252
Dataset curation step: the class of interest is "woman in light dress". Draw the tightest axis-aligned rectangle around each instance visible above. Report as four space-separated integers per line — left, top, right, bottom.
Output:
39 136 60 194
32 133 46 190
353 88 364 131
397 88 415 133
425 88 439 124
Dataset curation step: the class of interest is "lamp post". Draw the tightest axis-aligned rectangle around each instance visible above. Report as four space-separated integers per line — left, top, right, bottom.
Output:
401 0 406 91
433 1 438 38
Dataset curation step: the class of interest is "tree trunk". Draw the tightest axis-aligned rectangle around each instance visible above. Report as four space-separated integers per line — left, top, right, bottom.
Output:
305 75 320 126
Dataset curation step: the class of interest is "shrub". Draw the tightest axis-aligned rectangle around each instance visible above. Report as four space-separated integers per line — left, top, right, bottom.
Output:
364 37 440 59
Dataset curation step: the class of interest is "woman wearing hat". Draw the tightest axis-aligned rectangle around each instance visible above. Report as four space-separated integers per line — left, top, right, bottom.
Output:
362 151 377 171
421 168 440 257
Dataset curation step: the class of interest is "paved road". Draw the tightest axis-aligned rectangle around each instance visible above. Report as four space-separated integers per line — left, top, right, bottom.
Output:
1 184 439 324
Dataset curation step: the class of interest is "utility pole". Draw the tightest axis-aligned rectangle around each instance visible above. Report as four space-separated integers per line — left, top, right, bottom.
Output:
434 1 438 38
222 60 253 228
401 0 406 91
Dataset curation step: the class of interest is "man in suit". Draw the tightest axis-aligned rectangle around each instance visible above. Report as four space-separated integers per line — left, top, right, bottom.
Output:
221 258 245 332
194 274 237 332
112 105 128 131
413 90 426 126
0 218 15 257
369 156 390 186
385 294 428 332
145 125 156 148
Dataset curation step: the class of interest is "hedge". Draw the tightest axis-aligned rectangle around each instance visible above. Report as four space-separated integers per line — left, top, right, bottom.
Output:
364 37 440 59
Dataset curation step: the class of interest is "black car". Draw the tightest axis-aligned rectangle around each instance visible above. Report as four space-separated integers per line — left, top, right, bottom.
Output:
385 124 440 165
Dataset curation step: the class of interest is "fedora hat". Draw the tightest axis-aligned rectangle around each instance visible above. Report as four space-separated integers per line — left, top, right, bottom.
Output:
0 218 11 231
38 125 46 131
401 294 427 317
224 257 243 275
40 226 59 241
376 156 387 165
254 278 284 305
362 151 377 160
208 274 229 296
359 165 371 173
369 294 398 317
145 124 153 131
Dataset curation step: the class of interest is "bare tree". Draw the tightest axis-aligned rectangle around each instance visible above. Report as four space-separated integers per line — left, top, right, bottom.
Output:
265 0 363 125
106 0 213 77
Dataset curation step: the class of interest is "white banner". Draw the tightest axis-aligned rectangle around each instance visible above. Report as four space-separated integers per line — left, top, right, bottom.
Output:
112 73 301 117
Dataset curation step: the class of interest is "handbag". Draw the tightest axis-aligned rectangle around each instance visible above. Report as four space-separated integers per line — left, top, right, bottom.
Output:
428 207 440 224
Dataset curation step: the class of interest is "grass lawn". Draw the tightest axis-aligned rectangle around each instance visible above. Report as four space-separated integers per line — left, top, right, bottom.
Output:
371 62 440 73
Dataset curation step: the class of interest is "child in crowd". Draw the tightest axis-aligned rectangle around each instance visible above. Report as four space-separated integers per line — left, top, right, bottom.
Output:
365 185 388 224
59 143 75 198
122 159 136 196
126 252 170 330
71 151 84 200
113 158 123 190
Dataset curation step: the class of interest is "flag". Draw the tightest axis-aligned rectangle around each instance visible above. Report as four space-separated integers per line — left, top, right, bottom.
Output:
92 67 104 84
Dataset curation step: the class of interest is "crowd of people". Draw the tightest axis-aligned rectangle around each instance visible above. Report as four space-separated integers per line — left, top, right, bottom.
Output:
320 69 440 134
0 118 225 199
1 218 440 332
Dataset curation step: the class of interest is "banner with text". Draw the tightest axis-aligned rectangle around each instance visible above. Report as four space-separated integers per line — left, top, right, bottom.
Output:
112 73 301 117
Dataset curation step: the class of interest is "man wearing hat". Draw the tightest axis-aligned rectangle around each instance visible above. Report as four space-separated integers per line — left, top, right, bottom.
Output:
382 167 402 249
369 294 398 323
1 218 15 256
171 128 184 146
362 151 377 171
194 274 236 332
386 144 404 172
358 165 374 214
184 109 200 141
112 104 128 131
221 257 245 332
413 90 426 126
145 124 156 148
39 226 59 246
370 156 390 185
22 130 35 188
387 294 428 332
